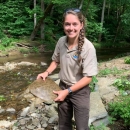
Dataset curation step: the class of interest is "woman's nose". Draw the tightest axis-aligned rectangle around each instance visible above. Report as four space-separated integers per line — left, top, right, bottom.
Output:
69 24 73 30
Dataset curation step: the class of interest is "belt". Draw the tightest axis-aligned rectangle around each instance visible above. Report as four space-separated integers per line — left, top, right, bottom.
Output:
60 80 73 95
60 80 71 89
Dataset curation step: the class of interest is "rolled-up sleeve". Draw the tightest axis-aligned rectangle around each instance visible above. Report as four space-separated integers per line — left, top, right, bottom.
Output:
82 47 98 76
52 40 60 63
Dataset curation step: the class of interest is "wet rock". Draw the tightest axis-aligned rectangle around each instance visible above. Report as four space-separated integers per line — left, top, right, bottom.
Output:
40 62 47 66
20 77 61 104
0 61 37 72
32 118 40 126
6 108 16 114
26 125 36 129
30 113 41 118
49 74 59 81
20 107 30 117
19 119 26 125
35 128 45 130
89 92 108 125
48 115 58 124
17 61 37 66
12 103 59 130
0 128 8 130
0 109 5 114
0 120 15 128
92 116 110 127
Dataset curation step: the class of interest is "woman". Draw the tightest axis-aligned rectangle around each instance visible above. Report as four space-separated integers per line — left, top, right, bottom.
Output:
37 8 98 130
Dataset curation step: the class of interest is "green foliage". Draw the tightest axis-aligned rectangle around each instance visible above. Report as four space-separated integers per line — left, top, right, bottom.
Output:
0 95 6 101
113 78 130 91
32 46 39 53
98 67 123 76
0 1 33 37
19 48 30 54
19 46 39 54
0 45 6 51
108 96 130 126
90 76 98 92
90 123 107 130
0 36 14 51
124 57 130 64
120 9 130 40
1 37 13 47
86 22 106 42
0 28 5 39
0 0 130 50
108 116 116 125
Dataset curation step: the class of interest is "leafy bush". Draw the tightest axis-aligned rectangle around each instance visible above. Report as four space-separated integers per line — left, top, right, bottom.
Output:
113 78 130 91
108 96 130 126
1 37 13 47
90 123 107 130
0 37 14 51
32 46 39 53
98 67 123 76
124 57 130 64
86 21 105 42
90 76 98 92
0 1 33 37
0 28 5 39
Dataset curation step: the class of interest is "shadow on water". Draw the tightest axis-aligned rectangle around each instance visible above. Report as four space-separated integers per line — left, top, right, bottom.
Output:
97 47 130 61
0 48 130 121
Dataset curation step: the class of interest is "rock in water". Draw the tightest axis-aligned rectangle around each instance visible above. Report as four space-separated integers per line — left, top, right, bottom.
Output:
22 78 61 104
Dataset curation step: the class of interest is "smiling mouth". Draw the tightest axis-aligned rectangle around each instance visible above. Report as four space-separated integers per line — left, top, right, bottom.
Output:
68 31 75 34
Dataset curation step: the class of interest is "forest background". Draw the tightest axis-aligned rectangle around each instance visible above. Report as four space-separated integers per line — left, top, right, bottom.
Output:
0 0 130 52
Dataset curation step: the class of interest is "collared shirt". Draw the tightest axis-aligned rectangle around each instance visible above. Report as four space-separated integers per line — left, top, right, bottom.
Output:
52 36 98 85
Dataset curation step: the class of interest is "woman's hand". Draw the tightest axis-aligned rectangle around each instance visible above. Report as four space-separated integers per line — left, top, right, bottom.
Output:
53 89 69 102
36 71 48 80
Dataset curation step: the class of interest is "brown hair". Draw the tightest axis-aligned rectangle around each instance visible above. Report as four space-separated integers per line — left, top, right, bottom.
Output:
63 10 85 62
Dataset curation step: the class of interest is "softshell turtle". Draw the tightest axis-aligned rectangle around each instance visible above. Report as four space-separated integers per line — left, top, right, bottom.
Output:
21 77 61 104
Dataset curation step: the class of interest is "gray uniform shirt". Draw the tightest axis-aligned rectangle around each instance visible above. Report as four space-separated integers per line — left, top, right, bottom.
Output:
52 36 98 85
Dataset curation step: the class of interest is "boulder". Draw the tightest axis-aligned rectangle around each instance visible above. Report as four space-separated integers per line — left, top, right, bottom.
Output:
20 78 61 104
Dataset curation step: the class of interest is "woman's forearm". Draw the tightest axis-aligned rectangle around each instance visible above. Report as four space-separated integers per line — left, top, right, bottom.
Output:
37 61 59 80
45 60 59 74
70 76 92 92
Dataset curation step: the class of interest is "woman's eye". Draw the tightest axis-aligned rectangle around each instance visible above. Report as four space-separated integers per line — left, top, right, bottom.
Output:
64 23 70 26
73 23 78 26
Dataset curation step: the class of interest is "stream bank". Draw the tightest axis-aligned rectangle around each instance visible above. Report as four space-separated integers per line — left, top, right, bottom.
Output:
0 49 130 129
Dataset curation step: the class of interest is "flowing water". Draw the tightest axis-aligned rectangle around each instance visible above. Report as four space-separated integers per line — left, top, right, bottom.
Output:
0 53 53 120
0 48 130 122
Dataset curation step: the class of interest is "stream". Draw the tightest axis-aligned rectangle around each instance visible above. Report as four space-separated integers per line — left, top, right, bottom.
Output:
0 47 130 127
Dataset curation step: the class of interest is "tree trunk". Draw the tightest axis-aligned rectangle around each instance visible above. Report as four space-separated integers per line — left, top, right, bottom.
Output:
40 0 45 39
79 0 84 9
34 0 37 28
98 0 106 43
30 3 54 41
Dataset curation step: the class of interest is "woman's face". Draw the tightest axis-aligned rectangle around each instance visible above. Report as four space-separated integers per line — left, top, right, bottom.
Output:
63 14 83 40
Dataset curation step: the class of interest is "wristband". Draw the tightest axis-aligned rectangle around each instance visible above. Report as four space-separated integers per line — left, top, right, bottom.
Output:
68 87 72 94
45 70 50 75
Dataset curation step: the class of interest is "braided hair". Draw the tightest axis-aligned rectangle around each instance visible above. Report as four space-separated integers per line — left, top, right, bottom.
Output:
63 10 85 62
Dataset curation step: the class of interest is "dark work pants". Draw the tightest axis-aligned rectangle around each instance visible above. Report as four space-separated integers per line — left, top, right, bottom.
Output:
58 81 90 130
